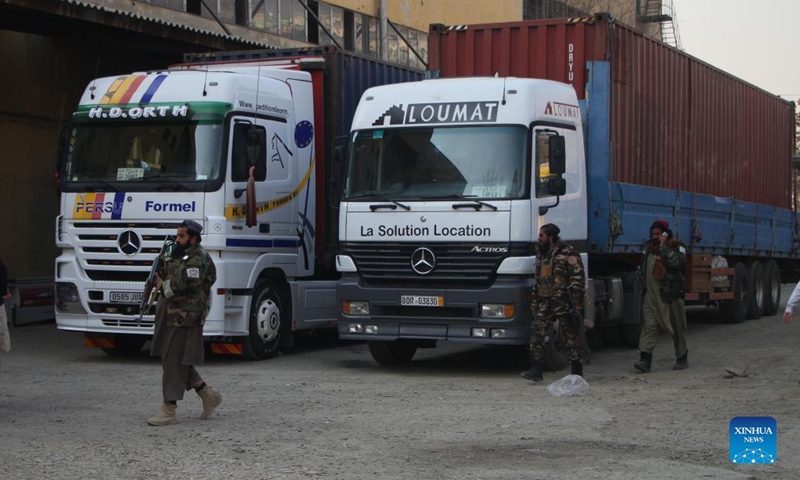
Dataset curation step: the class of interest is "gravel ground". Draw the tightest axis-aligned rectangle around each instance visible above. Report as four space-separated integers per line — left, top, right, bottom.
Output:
1 286 799 480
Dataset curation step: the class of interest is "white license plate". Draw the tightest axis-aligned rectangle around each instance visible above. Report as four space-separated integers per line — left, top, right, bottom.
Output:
110 291 144 304
400 295 443 307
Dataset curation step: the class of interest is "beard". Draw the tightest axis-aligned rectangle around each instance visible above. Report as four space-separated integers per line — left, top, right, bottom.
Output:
171 241 189 258
537 241 550 255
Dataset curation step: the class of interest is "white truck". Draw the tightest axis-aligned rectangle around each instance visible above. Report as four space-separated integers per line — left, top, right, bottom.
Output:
55 48 422 358
336 77 586 367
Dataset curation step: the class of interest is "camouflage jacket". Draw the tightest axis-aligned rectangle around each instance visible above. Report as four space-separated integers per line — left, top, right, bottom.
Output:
532 240 586 313
642 239 686 303
157 245 217 328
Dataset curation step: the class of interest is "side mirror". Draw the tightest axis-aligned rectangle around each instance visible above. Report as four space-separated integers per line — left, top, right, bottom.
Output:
548 135 566 175
333 144 347 164
547 177 567 196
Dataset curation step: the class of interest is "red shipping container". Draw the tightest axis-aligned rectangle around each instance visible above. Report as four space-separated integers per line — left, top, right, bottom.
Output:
429 15 795 209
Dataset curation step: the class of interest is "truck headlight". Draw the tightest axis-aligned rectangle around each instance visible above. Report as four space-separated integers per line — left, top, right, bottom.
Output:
480 303 515 319
55 282 87 314
342 301 369 315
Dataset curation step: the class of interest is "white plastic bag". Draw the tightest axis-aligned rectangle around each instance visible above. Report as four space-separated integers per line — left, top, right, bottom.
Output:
547 374 589 397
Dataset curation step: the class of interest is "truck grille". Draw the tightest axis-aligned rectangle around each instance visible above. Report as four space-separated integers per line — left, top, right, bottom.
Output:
341 242 532 288
69 222 175 283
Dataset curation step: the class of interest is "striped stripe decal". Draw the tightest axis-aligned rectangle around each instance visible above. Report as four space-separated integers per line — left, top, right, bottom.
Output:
140 74 168 104
73 191 127 220
91 193 105 220
118 75 147 104
111 191 125 220
211 343 243 355
83 337 115 349
98 74 166 105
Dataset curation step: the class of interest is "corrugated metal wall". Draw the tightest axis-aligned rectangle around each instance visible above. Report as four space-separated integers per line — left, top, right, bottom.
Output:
428 16 795 209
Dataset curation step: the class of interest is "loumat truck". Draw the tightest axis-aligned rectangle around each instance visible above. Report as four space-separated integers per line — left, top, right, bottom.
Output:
336 15 799 367
55 47 422 358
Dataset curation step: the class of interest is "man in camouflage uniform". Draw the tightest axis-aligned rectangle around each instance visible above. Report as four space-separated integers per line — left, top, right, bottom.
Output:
521 223 586 382
634 219 689 373
147 219 221 426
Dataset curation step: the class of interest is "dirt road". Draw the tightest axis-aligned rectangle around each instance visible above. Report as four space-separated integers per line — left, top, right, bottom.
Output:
1 287 798 479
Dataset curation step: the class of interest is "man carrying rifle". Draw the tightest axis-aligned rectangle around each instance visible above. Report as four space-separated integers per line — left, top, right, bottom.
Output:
147 220 221 426
521 223 586 382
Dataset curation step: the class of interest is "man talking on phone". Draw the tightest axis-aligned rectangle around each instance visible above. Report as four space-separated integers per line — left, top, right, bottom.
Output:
634 219 689 373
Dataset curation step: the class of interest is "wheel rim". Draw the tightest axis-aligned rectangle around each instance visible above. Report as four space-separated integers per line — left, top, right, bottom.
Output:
770 271 780 306
255 297 280 343
755 279 764 309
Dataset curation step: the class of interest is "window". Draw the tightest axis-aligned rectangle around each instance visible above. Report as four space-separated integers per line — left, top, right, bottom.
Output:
344 126 528 200
315 2 343 47
186 0 201 15
250 0 266 30
231 123 267 183
524 0 587 20
396 25 409 65
353 13 363 53
264 0 278 33
535 130 560 198
367 16 378 57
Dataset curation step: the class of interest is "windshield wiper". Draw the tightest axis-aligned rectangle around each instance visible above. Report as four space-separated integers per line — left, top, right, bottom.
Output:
152 175 191 192
131 174 192 191
421 194 498 211
73 173 121 192
346 192 411 211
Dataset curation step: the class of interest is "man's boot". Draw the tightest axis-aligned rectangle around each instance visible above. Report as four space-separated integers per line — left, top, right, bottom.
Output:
520 359 544 382
197 385 222 419
571 360 583 377
634 351 652 373
147 403 177 426
673 351 689 370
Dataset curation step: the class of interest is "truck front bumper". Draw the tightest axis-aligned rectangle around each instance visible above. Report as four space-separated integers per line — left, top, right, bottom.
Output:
337 276 533 345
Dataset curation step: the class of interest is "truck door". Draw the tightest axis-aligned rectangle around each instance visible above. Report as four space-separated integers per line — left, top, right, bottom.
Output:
226 116 294 240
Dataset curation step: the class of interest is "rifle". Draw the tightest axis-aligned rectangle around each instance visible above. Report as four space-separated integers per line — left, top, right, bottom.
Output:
137 236 174 323
566 282 591 364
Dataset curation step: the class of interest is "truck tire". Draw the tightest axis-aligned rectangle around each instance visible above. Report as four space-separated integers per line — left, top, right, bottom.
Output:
102 334 147 357
597 325 623 347
368 340 417 366
745 262 765 319
621 324 641 348
762 260 781 317
243 280 286 360
542 320 568 371
722 263 747 324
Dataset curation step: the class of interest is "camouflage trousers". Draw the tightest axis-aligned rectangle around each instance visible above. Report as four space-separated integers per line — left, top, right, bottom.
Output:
529 299 582 362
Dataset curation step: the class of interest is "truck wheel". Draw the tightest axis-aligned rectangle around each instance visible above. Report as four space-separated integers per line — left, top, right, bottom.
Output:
102 334 147 357
745 262 765 319
597 325 623 347
243 280 285 360
621 324 641 348
543 320 569 371
762 260 781 317
722 263 747 324
368 340 417 366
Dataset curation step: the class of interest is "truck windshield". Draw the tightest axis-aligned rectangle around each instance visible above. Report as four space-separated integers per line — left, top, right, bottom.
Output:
343 126 527 200
60 121 223 192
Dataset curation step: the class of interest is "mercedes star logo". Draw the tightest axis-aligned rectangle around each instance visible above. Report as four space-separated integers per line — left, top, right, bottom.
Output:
117 230 142 256
411 247 435 275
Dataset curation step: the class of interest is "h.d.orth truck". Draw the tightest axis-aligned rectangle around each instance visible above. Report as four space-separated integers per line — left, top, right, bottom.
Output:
336 15 798 367
54 47 421 358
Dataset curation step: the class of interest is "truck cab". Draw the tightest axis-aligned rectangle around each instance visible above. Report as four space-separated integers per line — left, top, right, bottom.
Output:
336 77 588 366
55 60 334 358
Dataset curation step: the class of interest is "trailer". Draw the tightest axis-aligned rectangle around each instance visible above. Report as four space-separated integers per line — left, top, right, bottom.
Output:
335 15 799 367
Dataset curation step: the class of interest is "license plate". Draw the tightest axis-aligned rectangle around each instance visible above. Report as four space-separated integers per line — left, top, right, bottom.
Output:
400 295 443 307
110 291 143 304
